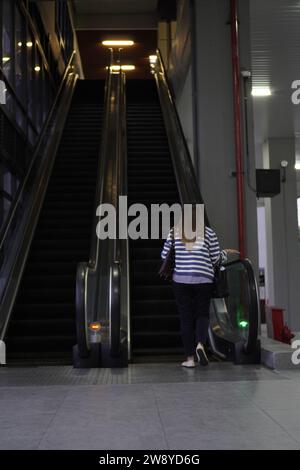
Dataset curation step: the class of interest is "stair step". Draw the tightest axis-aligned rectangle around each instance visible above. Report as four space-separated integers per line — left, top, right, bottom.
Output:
132 285 174 300
132 314 180 331
29 250 88 262
12 303 75 319
131 247 161 260
22 274 75 288
132 331 182 348
131 347 184 358
9 318 76 336
132 299 177 316
6 335 76 353
32 238 89 248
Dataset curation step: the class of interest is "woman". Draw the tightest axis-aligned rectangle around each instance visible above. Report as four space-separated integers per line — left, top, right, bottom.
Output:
161 208 238 368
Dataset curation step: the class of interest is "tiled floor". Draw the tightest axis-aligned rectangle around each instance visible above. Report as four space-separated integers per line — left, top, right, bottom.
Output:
0 363 300 449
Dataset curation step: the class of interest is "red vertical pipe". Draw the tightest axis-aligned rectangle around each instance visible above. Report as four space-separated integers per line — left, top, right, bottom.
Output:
230 0 246 258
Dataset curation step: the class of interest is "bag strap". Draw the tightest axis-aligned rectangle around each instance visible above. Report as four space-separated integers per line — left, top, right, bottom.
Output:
170 227 175 245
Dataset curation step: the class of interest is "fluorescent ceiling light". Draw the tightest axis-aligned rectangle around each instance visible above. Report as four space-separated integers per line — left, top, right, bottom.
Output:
34 65 41 72
107 65 135 71
17 41 22 47
26 41 33 47
102 40 134 47
120 65 135 71
2 57 10 63
251 86 271 97
295 162 300 170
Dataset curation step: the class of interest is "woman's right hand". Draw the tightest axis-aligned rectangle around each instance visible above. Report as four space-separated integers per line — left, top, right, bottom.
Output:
225 249 240 255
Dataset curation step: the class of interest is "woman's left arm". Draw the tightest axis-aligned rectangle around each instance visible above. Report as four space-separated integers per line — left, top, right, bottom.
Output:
209 231 227 265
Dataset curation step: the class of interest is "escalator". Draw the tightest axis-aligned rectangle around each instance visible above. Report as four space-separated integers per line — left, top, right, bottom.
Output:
5 80 104 364
74 51 260 368
126 80 182 360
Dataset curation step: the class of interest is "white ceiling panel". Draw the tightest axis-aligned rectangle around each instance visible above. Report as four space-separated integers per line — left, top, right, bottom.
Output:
250 0 300 154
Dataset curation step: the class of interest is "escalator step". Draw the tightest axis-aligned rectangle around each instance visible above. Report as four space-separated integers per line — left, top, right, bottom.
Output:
12 303 75 318
132 299 176 316
6 79 104 365
127 79 181 361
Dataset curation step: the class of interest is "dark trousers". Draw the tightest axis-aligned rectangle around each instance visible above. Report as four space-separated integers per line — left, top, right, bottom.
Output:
172 282 213 357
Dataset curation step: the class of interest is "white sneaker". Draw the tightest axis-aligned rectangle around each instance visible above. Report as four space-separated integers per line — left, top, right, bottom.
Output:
181 359 196 368
196 343 209 366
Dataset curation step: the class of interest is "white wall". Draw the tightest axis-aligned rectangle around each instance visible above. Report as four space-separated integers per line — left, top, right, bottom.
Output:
257 205 268 302
168 1 196 166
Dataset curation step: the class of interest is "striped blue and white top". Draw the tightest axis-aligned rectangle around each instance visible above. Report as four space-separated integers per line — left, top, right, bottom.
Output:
161 226 227 284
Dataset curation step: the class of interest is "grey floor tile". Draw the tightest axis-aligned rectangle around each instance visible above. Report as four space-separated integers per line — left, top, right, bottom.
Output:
48 403 160 428
38 420 168 450
0 410 54 427
265 409 300 441
1 421 52 444
0 385 70 399
0 387 69 416
0 399 61 416
236 380 300 411
153 382 250 410
165 430 300 450
159 405 285 436
0 438 40 450
279 370 300 381
63 384 157 411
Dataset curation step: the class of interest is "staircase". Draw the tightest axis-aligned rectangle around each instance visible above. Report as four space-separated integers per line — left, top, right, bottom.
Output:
126 79 183 361
6 80 104 364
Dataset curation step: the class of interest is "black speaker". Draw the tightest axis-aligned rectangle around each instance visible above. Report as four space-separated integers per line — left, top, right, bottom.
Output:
256 169 281 198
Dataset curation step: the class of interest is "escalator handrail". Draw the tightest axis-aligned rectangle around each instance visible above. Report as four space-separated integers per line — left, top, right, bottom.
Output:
75 64 112 358
0 50 77 254
110 70 127 358
153 49 259 356
223 257 260 354
87 65 112 269
75 63 129 360
0 63 78 340
154 49 210 224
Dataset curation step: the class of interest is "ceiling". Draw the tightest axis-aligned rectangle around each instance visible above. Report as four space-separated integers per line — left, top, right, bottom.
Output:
73 1 158 79
72 0 158 30
72 0 158 15
250 0 300 155
77 30 157 79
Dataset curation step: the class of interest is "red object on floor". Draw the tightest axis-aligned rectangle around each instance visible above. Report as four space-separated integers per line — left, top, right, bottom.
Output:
271 308 285 341
281 323 295 345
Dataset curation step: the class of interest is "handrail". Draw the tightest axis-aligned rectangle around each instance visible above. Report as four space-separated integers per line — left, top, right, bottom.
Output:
87 60 112 268
0 50 77 254
75 62 112 358
110 70 128 359
153 49 259 357
223 258 260 354
75 59 112 358
75 53 129 365
154 50 209 222
0 53 78 340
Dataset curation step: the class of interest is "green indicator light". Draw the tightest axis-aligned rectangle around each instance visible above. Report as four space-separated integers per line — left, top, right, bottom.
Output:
239 320 248 328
